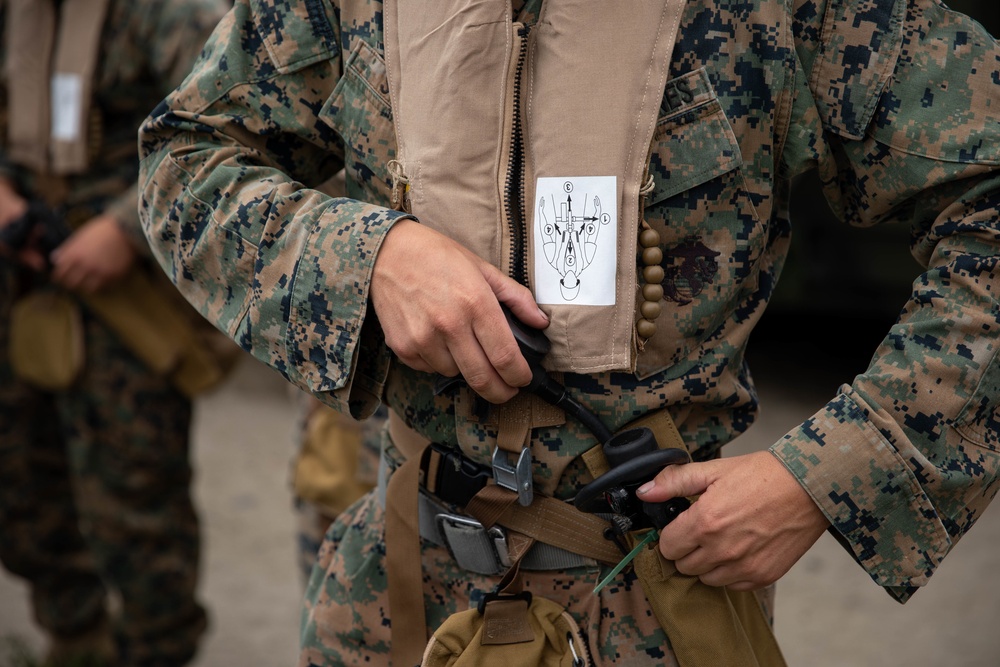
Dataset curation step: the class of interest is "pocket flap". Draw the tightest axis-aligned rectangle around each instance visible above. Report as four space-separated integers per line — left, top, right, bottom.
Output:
319 39 393 129
648 68 743 205
250 0 337 74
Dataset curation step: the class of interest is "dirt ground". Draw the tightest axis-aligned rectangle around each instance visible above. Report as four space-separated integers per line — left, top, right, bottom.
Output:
2 344 1000 666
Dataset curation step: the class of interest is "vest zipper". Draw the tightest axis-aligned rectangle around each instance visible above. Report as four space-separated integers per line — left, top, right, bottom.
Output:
505 22 530 287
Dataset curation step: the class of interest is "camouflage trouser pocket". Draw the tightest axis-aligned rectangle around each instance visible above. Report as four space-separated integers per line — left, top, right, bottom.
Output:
301 492 394 665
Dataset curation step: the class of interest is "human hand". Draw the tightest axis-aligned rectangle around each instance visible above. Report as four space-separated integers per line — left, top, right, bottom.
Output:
370 219 549 404
0 178 48 270
0 177 27 226
637 450 830 591
50 214 137 293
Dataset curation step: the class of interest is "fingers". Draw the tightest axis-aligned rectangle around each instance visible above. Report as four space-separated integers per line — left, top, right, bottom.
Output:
449 325 517 403
481 262 549 330
469 299 532 387
657 500 700 561
371 221 545 403
637 460 714 502
436 299 525 404
645 452 827 590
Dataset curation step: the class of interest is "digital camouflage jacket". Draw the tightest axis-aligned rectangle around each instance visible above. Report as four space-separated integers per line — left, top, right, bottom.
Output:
139 0 1000 604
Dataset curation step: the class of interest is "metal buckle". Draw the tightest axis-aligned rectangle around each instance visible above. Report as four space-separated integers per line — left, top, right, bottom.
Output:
491 446 534 506
488 526 511 569
435 513 511 574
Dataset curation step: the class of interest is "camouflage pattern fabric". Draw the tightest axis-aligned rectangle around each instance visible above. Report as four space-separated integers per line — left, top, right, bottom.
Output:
293 397 383 582
0 0 228 664
139 0 1000 663
0 284 205 665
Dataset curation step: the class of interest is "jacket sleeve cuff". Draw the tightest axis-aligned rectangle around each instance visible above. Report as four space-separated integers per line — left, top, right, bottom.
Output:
769 387 952 603
283 199 412 419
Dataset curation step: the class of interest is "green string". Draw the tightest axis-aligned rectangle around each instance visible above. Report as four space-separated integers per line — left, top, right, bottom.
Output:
593 529 659 594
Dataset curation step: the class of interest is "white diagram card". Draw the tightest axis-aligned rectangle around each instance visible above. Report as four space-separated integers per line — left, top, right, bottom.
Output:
533 176 617 306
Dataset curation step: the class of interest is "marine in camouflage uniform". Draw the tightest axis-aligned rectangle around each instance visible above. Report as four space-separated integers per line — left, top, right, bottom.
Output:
0 1 227 665
139 0 1000 664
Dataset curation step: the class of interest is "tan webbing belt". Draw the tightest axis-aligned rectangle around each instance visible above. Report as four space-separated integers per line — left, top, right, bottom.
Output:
464 483 621 565
385 413 430 667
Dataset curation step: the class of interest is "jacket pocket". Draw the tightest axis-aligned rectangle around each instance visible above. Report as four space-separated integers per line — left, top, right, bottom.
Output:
251 0 337 74
955 349 1000 452
318 39 397 208
636 68 765 379
809 0 904 140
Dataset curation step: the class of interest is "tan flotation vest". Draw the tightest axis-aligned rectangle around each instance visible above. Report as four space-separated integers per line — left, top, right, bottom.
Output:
6 0 109 175
384 0 680 374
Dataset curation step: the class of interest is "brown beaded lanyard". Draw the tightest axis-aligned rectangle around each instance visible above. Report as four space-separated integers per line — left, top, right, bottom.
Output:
635 173 663 347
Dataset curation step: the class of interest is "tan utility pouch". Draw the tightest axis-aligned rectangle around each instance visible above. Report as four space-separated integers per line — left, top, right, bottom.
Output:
9 289 85 390
586 410 788 667
81 269 238 398
630 535 785 667
292 404 375 516
423 592 589 667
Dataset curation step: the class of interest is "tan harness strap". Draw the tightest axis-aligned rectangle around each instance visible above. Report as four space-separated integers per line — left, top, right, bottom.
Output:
49 0 109 174
496 393 532 454
5 0 56 173
386 412 431 667
6 0 110 175
466 484 622 565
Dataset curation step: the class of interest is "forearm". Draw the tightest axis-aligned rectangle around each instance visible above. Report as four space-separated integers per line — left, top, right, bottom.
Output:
772 171 1000 602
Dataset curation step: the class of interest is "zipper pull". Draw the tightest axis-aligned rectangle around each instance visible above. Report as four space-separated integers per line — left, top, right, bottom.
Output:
387 159 410 212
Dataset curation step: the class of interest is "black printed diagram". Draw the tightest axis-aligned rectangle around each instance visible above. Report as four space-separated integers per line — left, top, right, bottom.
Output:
533 176 617 305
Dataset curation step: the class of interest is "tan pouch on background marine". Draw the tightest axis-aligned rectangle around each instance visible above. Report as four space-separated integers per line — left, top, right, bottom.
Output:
292 404 376 517
82 269 240 398
9 289 85 390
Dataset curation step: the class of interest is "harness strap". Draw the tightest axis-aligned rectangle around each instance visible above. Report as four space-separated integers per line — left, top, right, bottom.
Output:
385 412 432 667
466 484 621 565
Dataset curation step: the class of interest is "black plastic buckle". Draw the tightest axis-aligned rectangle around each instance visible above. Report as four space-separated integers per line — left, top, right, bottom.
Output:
477 590 532 615
420 442 493 508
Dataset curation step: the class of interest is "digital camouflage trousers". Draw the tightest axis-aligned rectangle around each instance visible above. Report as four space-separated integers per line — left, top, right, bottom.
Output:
0 270 207 667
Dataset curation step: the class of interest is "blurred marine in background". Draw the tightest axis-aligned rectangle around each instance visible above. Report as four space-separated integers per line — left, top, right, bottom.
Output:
0 1 229 666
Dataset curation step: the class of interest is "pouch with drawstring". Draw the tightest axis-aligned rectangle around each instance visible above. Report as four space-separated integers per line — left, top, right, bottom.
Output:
9 288 84 390
422 591 590 667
